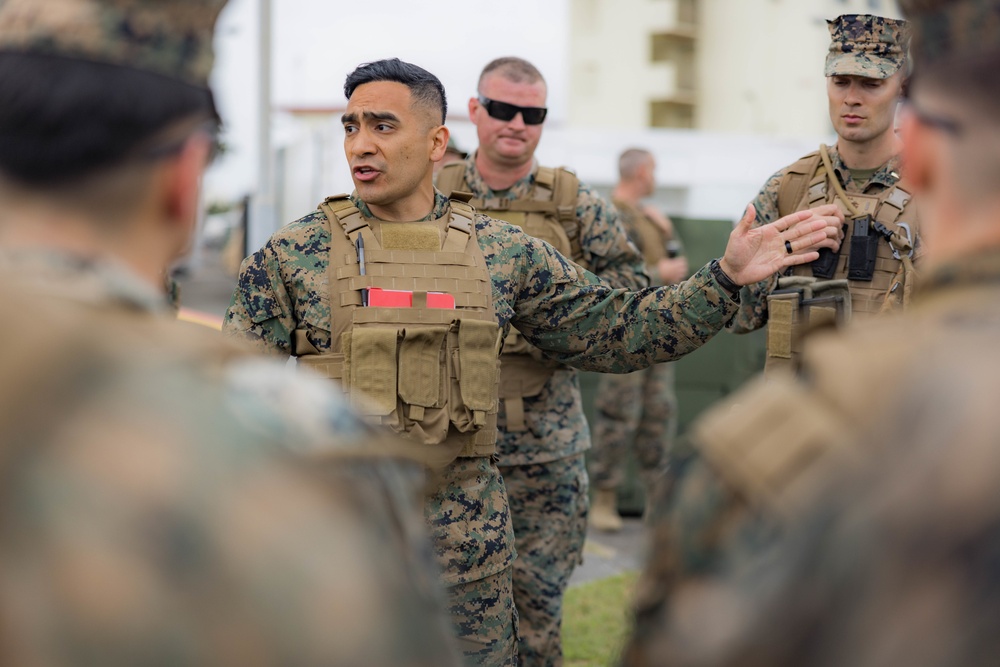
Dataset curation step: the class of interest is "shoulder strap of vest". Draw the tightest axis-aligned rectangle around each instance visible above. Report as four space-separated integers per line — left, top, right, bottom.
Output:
319 194 369 236
553 167 580 228
692 373 861 521
436 163 467 198
534 165 580 230
777 150 823 218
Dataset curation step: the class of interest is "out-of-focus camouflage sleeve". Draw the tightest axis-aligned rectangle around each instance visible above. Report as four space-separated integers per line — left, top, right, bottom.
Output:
621 441 754 667
223 211 330 356
3 344 460 667
479 215 738 373
729 168 786 334
576 182 650 291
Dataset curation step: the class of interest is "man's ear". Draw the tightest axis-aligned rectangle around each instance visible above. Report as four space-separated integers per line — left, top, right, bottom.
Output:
468 96 480 126
429 125 450 162
900 110 933 194
163 134 211 233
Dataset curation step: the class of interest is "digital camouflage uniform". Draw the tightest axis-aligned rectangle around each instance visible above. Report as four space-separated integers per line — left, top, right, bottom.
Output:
591 199 679 501
225 191 741 666
0 252 462 667
731 148 913 333
444 157 648 667
731 15 918 339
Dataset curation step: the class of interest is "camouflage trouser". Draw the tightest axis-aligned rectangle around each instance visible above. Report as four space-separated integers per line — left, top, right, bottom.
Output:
447 566 519 666
590 363 677 491
498 453 589 667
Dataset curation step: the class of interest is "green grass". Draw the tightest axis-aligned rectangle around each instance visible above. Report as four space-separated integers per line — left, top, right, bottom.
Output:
562 571 638 667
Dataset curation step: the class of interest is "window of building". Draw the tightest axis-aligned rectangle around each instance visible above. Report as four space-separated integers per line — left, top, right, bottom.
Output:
678 0 697 27
650 100 695 129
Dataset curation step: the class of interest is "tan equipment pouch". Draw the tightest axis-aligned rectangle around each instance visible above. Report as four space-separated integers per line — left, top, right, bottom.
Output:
295 194 501 465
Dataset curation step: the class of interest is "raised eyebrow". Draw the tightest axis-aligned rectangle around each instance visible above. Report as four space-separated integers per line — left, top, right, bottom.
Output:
363 110 400 124
341 110 400 125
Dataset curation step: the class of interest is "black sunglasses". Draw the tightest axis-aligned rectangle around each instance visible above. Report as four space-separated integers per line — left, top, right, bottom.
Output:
901 79 962 137
142 119 223 163
478 96 548 125
905 101 963 137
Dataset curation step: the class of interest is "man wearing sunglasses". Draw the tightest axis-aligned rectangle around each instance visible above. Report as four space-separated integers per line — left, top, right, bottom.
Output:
731 14 921 377
436 56 651 666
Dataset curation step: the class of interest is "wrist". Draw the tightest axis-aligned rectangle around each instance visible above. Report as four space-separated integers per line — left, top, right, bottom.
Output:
717 257 738 283
709 259 741 301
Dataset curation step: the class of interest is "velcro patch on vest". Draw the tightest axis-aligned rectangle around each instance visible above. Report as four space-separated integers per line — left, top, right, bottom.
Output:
347 328 398 416
381 223 440 250
458 320 502 423
767 297 798 359
398 327 447 409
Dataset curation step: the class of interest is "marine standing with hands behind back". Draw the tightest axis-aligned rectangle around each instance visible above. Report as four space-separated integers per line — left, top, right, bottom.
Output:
732 14 920 376
589 148 689 533
436 57 650 666
224 56 843 667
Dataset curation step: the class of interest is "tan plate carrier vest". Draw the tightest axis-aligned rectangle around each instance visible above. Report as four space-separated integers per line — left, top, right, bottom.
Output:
765 146 919 376
438 164 582 432
624 201 671 266
293 195 503 466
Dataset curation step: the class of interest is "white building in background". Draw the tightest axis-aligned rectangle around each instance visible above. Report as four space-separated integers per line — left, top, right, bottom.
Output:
569 0 904 136
253 0 912 231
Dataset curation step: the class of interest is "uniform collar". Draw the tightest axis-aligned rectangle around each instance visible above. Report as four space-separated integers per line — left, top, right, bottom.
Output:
350 191 452 222
826 144 902 191
0 248 171 314
460 153 539 200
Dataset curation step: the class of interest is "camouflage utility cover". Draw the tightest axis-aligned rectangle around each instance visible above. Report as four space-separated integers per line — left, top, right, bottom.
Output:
0 0 227 86
825 13 910 79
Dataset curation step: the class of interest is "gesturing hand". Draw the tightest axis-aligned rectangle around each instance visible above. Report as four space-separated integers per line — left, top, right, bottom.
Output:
719 204 845 286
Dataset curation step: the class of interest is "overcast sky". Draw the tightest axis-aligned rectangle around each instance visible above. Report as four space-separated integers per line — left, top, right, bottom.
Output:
206 0 570 200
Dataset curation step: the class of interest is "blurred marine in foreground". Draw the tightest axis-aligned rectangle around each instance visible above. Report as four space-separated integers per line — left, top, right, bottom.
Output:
0 1 459 664
623 0 1000 664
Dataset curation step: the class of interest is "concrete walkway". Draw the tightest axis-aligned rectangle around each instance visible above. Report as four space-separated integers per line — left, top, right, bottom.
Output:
571 517 645 587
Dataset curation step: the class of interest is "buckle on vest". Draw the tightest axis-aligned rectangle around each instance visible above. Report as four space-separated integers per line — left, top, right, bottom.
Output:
556 204 576 223
884 188 911 212
874 221 914 260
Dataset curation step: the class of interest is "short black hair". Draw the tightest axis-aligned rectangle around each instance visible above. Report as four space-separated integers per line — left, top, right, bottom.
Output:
344 58 448 125
0 53 219 188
